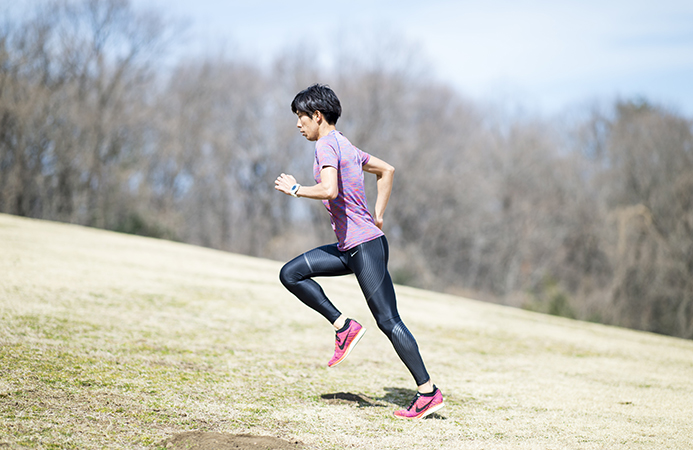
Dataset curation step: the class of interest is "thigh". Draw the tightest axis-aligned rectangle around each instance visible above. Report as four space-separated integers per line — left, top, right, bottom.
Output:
299 243 352 278
348 237 399 318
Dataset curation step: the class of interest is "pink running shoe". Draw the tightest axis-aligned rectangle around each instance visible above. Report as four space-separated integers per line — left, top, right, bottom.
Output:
328 319 366 367
393 386 445 419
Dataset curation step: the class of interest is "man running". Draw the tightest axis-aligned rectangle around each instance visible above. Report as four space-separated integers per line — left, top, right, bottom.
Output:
275 84 444 419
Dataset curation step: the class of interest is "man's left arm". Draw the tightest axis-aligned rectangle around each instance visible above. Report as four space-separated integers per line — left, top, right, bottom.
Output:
363 156 395 230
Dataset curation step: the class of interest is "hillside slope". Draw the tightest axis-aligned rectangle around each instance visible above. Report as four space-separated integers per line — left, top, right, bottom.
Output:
1 213 692 449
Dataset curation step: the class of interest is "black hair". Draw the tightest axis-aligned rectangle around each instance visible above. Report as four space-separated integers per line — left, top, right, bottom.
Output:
291 84 342 125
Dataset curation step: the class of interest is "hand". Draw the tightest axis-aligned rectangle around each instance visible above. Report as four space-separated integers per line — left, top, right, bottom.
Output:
374 216 384 230
275 173 297 195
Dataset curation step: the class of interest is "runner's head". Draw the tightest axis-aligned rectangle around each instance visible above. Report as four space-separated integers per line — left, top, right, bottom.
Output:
291 84 342 125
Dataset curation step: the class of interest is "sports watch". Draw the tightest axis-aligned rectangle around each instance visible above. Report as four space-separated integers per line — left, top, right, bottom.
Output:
290 184 301 197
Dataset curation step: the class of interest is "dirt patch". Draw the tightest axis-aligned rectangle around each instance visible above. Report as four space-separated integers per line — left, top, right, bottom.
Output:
159 432 304 450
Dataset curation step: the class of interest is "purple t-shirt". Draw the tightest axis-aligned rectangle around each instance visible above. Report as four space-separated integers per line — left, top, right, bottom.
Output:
314 130 384 251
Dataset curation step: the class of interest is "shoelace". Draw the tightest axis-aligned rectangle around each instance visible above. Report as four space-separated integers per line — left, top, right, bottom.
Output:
406 392 422 410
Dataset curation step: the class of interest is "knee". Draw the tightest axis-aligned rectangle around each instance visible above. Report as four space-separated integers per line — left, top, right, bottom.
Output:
376 315 401 337
279 262 298 288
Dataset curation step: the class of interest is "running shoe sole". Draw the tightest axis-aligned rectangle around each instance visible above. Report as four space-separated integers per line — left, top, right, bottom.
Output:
395 401 445 419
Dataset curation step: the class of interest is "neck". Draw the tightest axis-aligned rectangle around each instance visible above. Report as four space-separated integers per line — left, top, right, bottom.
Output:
318 123 336 140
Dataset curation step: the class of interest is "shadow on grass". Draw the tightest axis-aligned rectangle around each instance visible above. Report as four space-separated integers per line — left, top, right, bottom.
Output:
320 392 387 407
320 388 446 419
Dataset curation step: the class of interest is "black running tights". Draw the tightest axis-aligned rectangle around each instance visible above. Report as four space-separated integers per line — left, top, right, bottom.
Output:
279 235 430 386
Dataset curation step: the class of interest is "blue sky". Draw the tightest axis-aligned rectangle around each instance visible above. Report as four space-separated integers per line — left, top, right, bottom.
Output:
140 1 693 116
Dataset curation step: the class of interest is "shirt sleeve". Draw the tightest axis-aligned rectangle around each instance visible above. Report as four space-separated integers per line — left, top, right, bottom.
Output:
315 138 339 170
357 147 371 166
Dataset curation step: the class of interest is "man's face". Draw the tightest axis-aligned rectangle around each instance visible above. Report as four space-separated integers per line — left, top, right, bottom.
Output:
296 112 319 141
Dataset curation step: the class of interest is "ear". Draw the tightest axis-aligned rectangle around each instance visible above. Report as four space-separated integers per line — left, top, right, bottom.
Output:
313 110 323 123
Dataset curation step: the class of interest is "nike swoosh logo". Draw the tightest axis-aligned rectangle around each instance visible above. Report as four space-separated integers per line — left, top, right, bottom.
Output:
415 396 436 413
338 331 352 350
350 250 359 257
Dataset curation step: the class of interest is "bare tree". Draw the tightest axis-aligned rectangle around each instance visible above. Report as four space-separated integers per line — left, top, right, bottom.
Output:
0 0 173 232
599 101 693 337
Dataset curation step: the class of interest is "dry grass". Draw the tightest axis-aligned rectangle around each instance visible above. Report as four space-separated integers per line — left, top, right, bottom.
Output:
1 212 692 449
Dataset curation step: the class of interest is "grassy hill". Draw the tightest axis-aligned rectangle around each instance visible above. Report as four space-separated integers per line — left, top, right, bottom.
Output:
1 212 692 449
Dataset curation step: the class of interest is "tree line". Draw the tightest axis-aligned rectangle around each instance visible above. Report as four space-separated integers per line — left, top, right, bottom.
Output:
2 0 692 338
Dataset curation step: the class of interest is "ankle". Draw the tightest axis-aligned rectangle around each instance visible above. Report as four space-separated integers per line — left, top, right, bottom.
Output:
417 381 435 395
332 315 348 330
